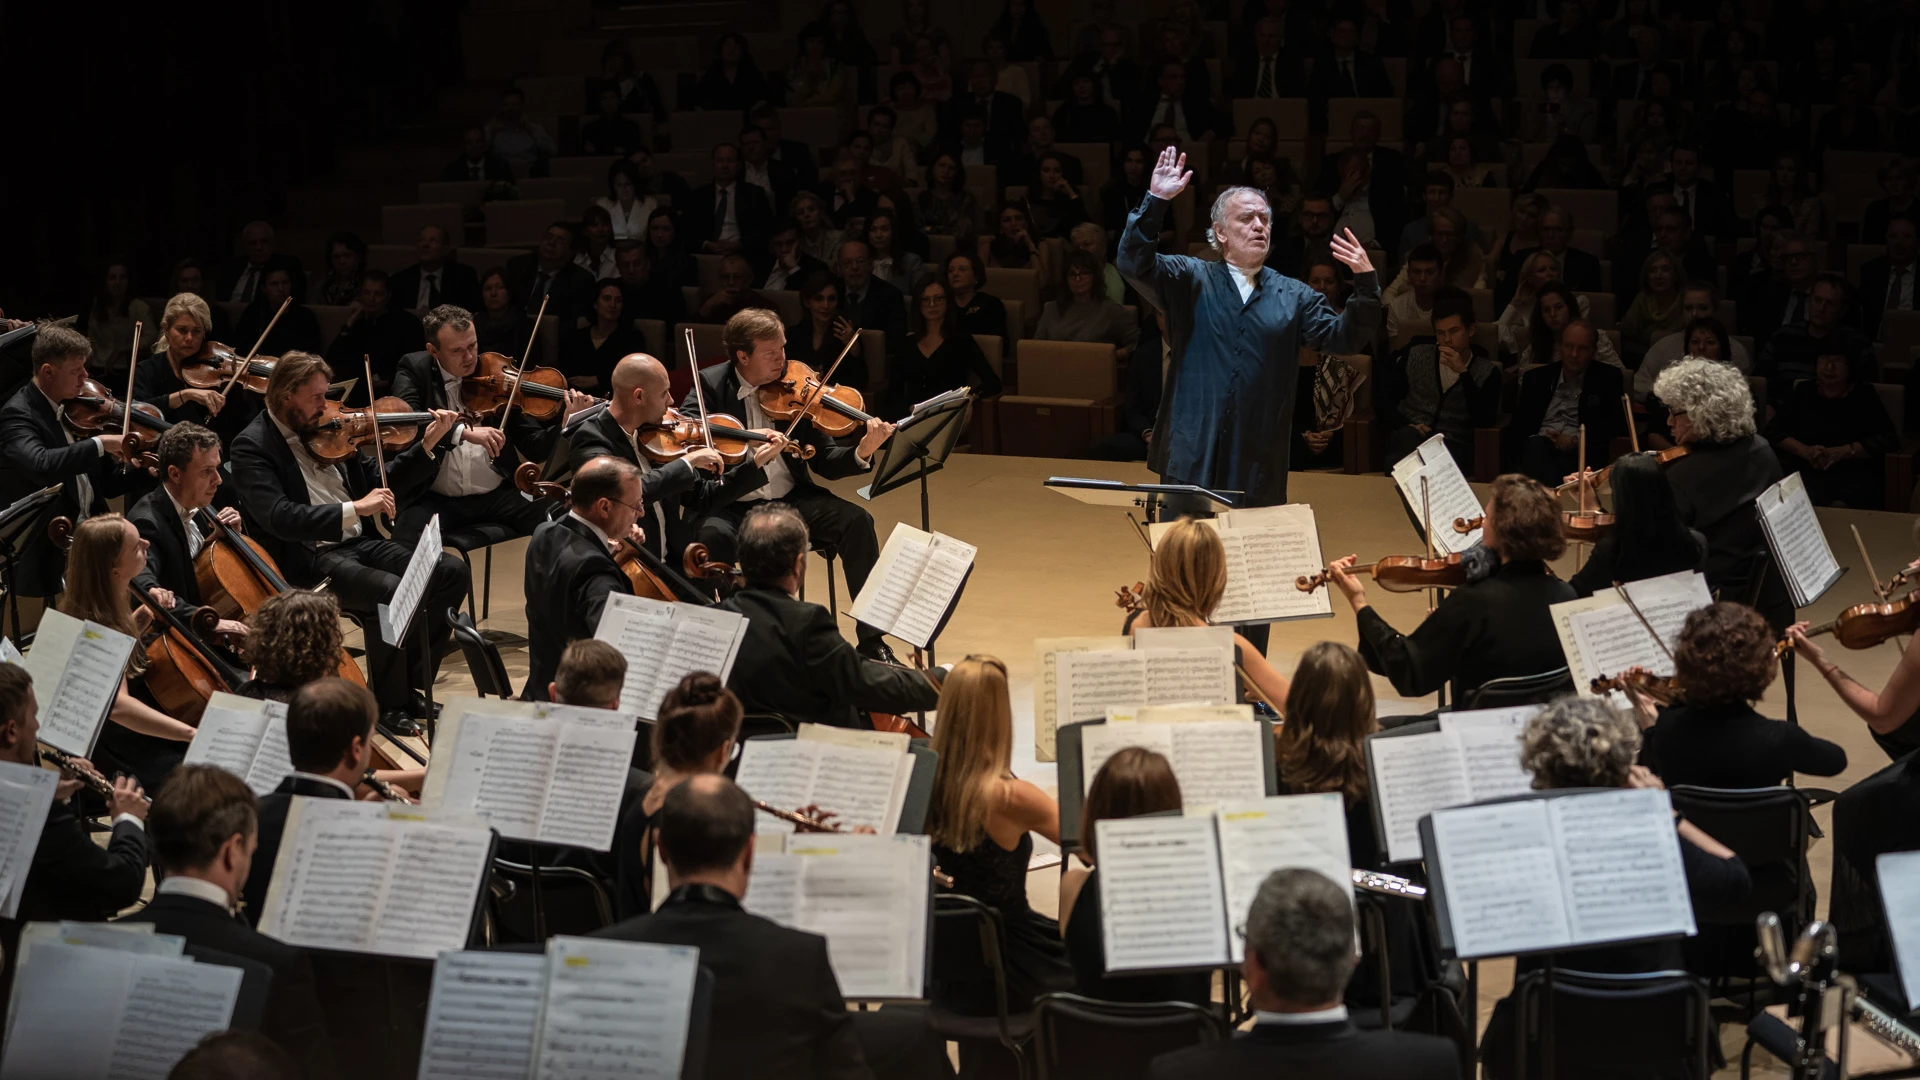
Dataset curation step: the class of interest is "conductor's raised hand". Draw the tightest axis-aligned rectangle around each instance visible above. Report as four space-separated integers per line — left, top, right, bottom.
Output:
1329 228 1374 274
1148 145 1192 200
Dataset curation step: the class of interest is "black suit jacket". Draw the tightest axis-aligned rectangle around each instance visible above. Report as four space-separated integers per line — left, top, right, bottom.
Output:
1506 360 1628 468
1660 181 1738 241
521 514 633 701
442 154 514 182
1229 50 1306 99
1859 256 1917 340
943 91 1028 152
837 277 906 392
391 350 555 481
322 307 425 393
1317 146 1411 257
122 892 340 1079
243 774 350 924
1150 1020 1460 1080
504 256 597 327
719 585 940 727
594 886 869 1080
128 485 203 608
1124 90 1228 144
818 183 881 229
0 802 149 995
1306 51 1396 104
227 410 438 586
387 262 484 313
682 182 776 257
221 255 308 307
1555 247 1604 294
683 362 872 489
0 380 129 596
564 407 768 564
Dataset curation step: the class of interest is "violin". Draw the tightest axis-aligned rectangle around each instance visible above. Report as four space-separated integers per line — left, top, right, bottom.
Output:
755 358 877 438
1452 515 1483 534
1296 554 1467 594
1453 511 1617 541
1554 445 1692 496
61 378 169 466
1115 582 1147 613
639 407 815 467
189 506 369 690
179 341 276 394
1776 591 1920 657
299 396 448 464
679 541 742 588
1590 670 1679 706
1560 425 1616 542
459 351 573 422
512 464 701 604
870 653 944 739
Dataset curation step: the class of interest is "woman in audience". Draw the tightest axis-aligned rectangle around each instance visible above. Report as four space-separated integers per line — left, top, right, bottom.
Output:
1731 204 1795 308
1567 452 1708 598
890 274 1001 415
1330 475 1576 700
865 209 923 293
888 70 940 150
785 271 853 366
1058 748 1211 1005
592 42 667 122
917 152 982 239
59 515 199 794
597 160 658 242
1492 192 1547 297
643 208 698 287
1498 249 1570 356
906 33 953 102
234 267 323 357
785 28 848 107
309 231 367 306
946 250 1010 340
1126 519 1293 707
805 0 878 73
1292 259 1359 468
890 0 949 66
1519 283 1624 369
83 257 151 377
1764 150 1825 238
1100 147 1152 243
613 673 742 920
1052 73 1121 145
1383 206 1483 300
1439 135 1496 189
1619 250 1686 366
1480 696 1750 1080
574 205 618 281
1520 63 1598 143
1641 318 1747 422
691 33 778 113
789 191 845 265
558 280 644 392
1017 158 1087 242
474 268 539 362
1035 250 1138 358
1422 95 1500 167
1226 119 1297 191
1768 350 1897 508
927 655 1074 1017
987 201 1048 273
1067 222 1125 302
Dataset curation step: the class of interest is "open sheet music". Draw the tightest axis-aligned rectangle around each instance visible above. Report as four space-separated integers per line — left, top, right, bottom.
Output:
1079 720 1266 807
848 523 976 648
1877 851 1920 1012
1424 788 1696 960
1148 505 1333 624
1758 472 1844 608
594 593 748 719
734 737 914 834
1056 644 1237 734
420 699 637 851
0 762 56 921
418 951 547 1080
256 800 494 959
21 609 135 757
183 693 294 797
744 833 931 999
1552 570 1713 691
535 936 700 1079
1366 706 1541 864
1 941 242 1080
1097 795 1351 972
1390 433 1483 554
1033 636 1131 762
1107 704 1255 724
380 513 441 646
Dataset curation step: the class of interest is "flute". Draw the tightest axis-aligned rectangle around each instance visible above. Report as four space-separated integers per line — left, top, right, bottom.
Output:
1351 869 1427 899
38 745 145 803
752 801 956 886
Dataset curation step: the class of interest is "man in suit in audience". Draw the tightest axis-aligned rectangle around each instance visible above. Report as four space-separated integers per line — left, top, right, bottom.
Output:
1061 27 1145 110
0 662 149 996
1860 213 1918 339
388 226 483 314
1229 17 1304 99
443 126 514 182
1757 275 1874 402
521 456 643 700
322 270 426 397
122 764 339 1079
221 220 307 307
1660 145 1735 241
718 503 939 725
1506 319 1627 484
1531 207 1603 294
1315 112 1409 258
684 143 776 259
616 240 689 327
1528 0 1599 59
1435 14 1508 103
1126 60 1226 146
0 326 133 597
1270 194 1338 280
505 222 597 326
751 106 822 191
1607 27 1682 119
834 239 906 392
1150 869 1459 1079
740 125 803 217
758 219 831 292
945 59 1031 153
1306 17 1395 132
998 116 1085 195
595 775 951 1080
818 153 881 230
128 424 251 641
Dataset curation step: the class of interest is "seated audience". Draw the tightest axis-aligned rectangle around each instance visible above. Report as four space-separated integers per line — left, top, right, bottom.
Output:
787 271 856 366
1634 285 1752 401
1378 286 1500 470
1507 320 1627 484
889 274 1002 415
1618 251 1687 367
560 280 647 391
866 209 923 293
695 254 773 326
946 251 1010 340
1034 250 1139 358
1769 351 1897 508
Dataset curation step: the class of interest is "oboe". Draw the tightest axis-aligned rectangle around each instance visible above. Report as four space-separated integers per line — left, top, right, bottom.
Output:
37 745 140 803
360 769 407 802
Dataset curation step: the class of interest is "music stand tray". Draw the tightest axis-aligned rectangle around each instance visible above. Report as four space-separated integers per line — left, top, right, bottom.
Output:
0 486 64 640
1044 477 1241 515
857 392 972 521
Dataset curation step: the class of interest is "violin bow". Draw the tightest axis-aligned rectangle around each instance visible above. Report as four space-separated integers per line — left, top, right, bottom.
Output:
1851 524 1910 649
683 326 719 473
495 293 548 434
362 355 389 492
221 296 290 398
121 322 142 442
779 328 862 442
1577 424 1593 518
1611 579 1676 666
1622 394 1640 454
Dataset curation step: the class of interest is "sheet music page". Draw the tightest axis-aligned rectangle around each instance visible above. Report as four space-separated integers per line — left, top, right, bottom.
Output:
241 703 295 798
257 799 393 952
540 723 639 851
784 835 930 999
1168 721 1268 809
1132 625 1235 654
525 701 642 732
28 612 135 756
641 605 749 719
1058 650 1148 729
1427 800 1573 958
182 700 270 789
1758 472 1842 607
1143 648 1237 709
0 765 57 920
1439 708 1541 802
1548 789 1697 946
1367 733 1471 863
1213 795 1352 963
847 523 932 634
1135 704 1255 724
809 744 912 834
1549 593 1619 694
0 638 21 666
735 740 822 834
1079 722 1176 795
1209 530 1261 625
1876 850 1920 1011
1568 571 1713 681
381 514 441 646
427 712 555 842
1033 637 1132 762
1392 435 1483 554
418 950 547 1080
742 851 804 924
1 941 127 1079
534 937 699 1080
593 593 677 716
891 532 975 648
1096 815 1230 971
1220 504 1333 623
108 955 243 1080
797 723 910 752
373 819 495 959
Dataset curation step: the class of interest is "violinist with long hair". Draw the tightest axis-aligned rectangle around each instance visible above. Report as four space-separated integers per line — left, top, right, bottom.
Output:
1128 518 1292 707
521 456 645 701
126 423 249 640
1788 516 1920 762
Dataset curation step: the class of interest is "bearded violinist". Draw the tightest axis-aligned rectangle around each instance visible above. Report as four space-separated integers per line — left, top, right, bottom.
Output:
682 308 898 659
388 304 597 547
126 423 248 641
132 293 260 446
522 456 645 701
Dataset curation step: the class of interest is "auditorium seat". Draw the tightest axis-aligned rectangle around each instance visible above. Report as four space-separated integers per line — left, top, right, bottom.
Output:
779 107 844 151
484 199 569 247
519 176 600 215
1578 292 1615 329
985 269 1040 333
1452 188 1510 236
547 155 619 181
382 203 464 247
669 110 740 153
417 181 489 208
1534 189 1617 233
761 290 803 324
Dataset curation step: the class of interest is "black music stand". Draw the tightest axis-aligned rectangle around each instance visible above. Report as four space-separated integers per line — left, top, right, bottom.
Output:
857 391 972 533
0 486 63 642
1044 477 1240 523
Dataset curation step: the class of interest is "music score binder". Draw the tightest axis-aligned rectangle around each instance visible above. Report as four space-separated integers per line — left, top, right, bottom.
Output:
1756 472 1846 609
743 833 934 1001
1056 718 1278 857
1364 706 1541 865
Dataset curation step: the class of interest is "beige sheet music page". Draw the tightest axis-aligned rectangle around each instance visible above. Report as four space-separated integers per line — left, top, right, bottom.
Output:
1032 636 1132 762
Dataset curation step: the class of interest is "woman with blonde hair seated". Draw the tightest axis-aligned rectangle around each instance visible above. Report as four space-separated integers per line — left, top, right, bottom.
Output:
1126 518 1293 708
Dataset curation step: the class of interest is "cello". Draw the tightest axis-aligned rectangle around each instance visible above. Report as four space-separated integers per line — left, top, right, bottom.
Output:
190 507 369 689
127 585 247 727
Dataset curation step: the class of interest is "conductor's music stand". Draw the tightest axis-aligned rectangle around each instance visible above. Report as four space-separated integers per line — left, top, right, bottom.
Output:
1043 477 1240 523
858 390 973 534
0 486 63 642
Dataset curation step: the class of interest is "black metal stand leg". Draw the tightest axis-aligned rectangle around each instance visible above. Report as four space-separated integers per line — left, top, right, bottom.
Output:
418 617 437 746
529 847 547 943
1541 956 1557 1080
482 546 493 620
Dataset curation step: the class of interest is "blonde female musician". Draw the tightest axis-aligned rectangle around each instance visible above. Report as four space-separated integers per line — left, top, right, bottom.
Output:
1127 517 1292 708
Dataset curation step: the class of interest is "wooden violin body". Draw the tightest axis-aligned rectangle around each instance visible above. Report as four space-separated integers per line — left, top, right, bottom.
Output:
639 407 814 466
870 661 942 739
179 342 275 394
756 359 874 437
1590 670 1678 706
1562 509 1616 543
1780 592 1920 656
460 352 571 422
300 396 439 463
1296 554 1466 594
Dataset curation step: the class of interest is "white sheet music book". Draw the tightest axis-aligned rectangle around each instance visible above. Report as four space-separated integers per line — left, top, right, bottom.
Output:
0 763 58 921
1757 472 1844 608
0 638 22 666
1366 706 1544 864
1097 795 1352 971
1551 570 1714 692
256 799 493 959
847 523 976 648
1 942 241 1080
417 950 547 1080
1390 433 1483 555
21 609 136 757
1079 720 1266 808
1877 850 1920 1011
1033 636 1132 763
1057 646 1237 737
1148 505 1334 624
1425 788 1696 960
183 693 295 798
533 936 700 1080
734 738 914 835
743 833 931 999
380 513 441 647
420 699 637 851
593 593 749 719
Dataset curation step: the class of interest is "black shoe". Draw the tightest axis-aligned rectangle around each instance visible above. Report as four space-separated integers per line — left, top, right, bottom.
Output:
407 692 443 721
858 639 900 665
381 709 422 738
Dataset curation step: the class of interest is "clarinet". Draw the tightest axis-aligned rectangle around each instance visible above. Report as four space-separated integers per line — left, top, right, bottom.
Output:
38 745 143 803
1352 869 1427 899
360 769 407 802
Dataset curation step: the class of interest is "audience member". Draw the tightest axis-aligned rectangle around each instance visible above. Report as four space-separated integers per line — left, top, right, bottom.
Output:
1860 212 1918 337
574 205 618 280
946 250 1010 340
443 125 513 182
786 271 854 366
234 268 323 358
322 270 424 395
1619 251 1687 366
615 239 687 328
1770 351 1897 507
686 143 775 257
82 256 152 376
790 191 846 264
1035 249 1138 357
1634 284 1750 398
833 239 905 389
738 126 801 222
1379 286 1499 468
579 83 643 156
1508 319 1627 483
506 221 597 323
1385 244 1442 342
308 233 368 308
1757 274 1873 399
691 32 779 113
562 279 649 390
890 274 1002 415
221 221 307 307
484 86 554 176
388 225 482 313
694 255 772 326
917 152 983 238
474 267 541 363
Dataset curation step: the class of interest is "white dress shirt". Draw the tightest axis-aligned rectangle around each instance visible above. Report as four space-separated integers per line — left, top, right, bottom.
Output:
1255 1005 1348 1026
736 381 798 500
1231 265 1258 304
166 485 205 559
764 259 803 292
431 366 505 497
156 874 234 911
713 183 742 243
575 248 617 281
268 413 360 542
568 510 615 550
961 143 986 167
1885 261 1916 312
610 419 672 553
1152 96 1192 141
597 195 658 240
743 162 777 207
40 384 104 519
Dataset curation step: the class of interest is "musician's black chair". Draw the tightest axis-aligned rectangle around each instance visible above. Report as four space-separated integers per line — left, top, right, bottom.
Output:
1031 993 1227 1080
441 523 519 621
1463 667 1574 708
485 857 615 942
448 608 513 698
1511 970 1714 1080
929 893 1037 1079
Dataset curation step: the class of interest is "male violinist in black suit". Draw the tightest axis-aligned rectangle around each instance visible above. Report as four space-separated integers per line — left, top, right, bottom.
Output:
0 325 134 598
227 353 469 728
521 456 643 701
684 308 898 658
389 305 596 548
127 423 250 641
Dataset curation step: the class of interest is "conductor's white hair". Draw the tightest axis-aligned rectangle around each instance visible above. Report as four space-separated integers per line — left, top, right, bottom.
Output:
1652 357 1756 442
1206 186 1272 252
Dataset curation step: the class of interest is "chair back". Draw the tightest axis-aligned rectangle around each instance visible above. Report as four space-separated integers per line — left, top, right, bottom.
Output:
930 893 1015 1029
1032 993 1227 1080
1462 667 1573 708
486 858 616 943
448 608 514 697
1514 970 1712 1079
1668 785 1814 927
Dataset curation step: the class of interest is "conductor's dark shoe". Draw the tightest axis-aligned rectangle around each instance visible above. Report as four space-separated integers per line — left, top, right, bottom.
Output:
381 710 423 737
858 639 900 664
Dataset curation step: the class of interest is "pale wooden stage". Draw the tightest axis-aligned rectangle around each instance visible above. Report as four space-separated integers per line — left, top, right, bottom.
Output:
418 452 1915 1076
